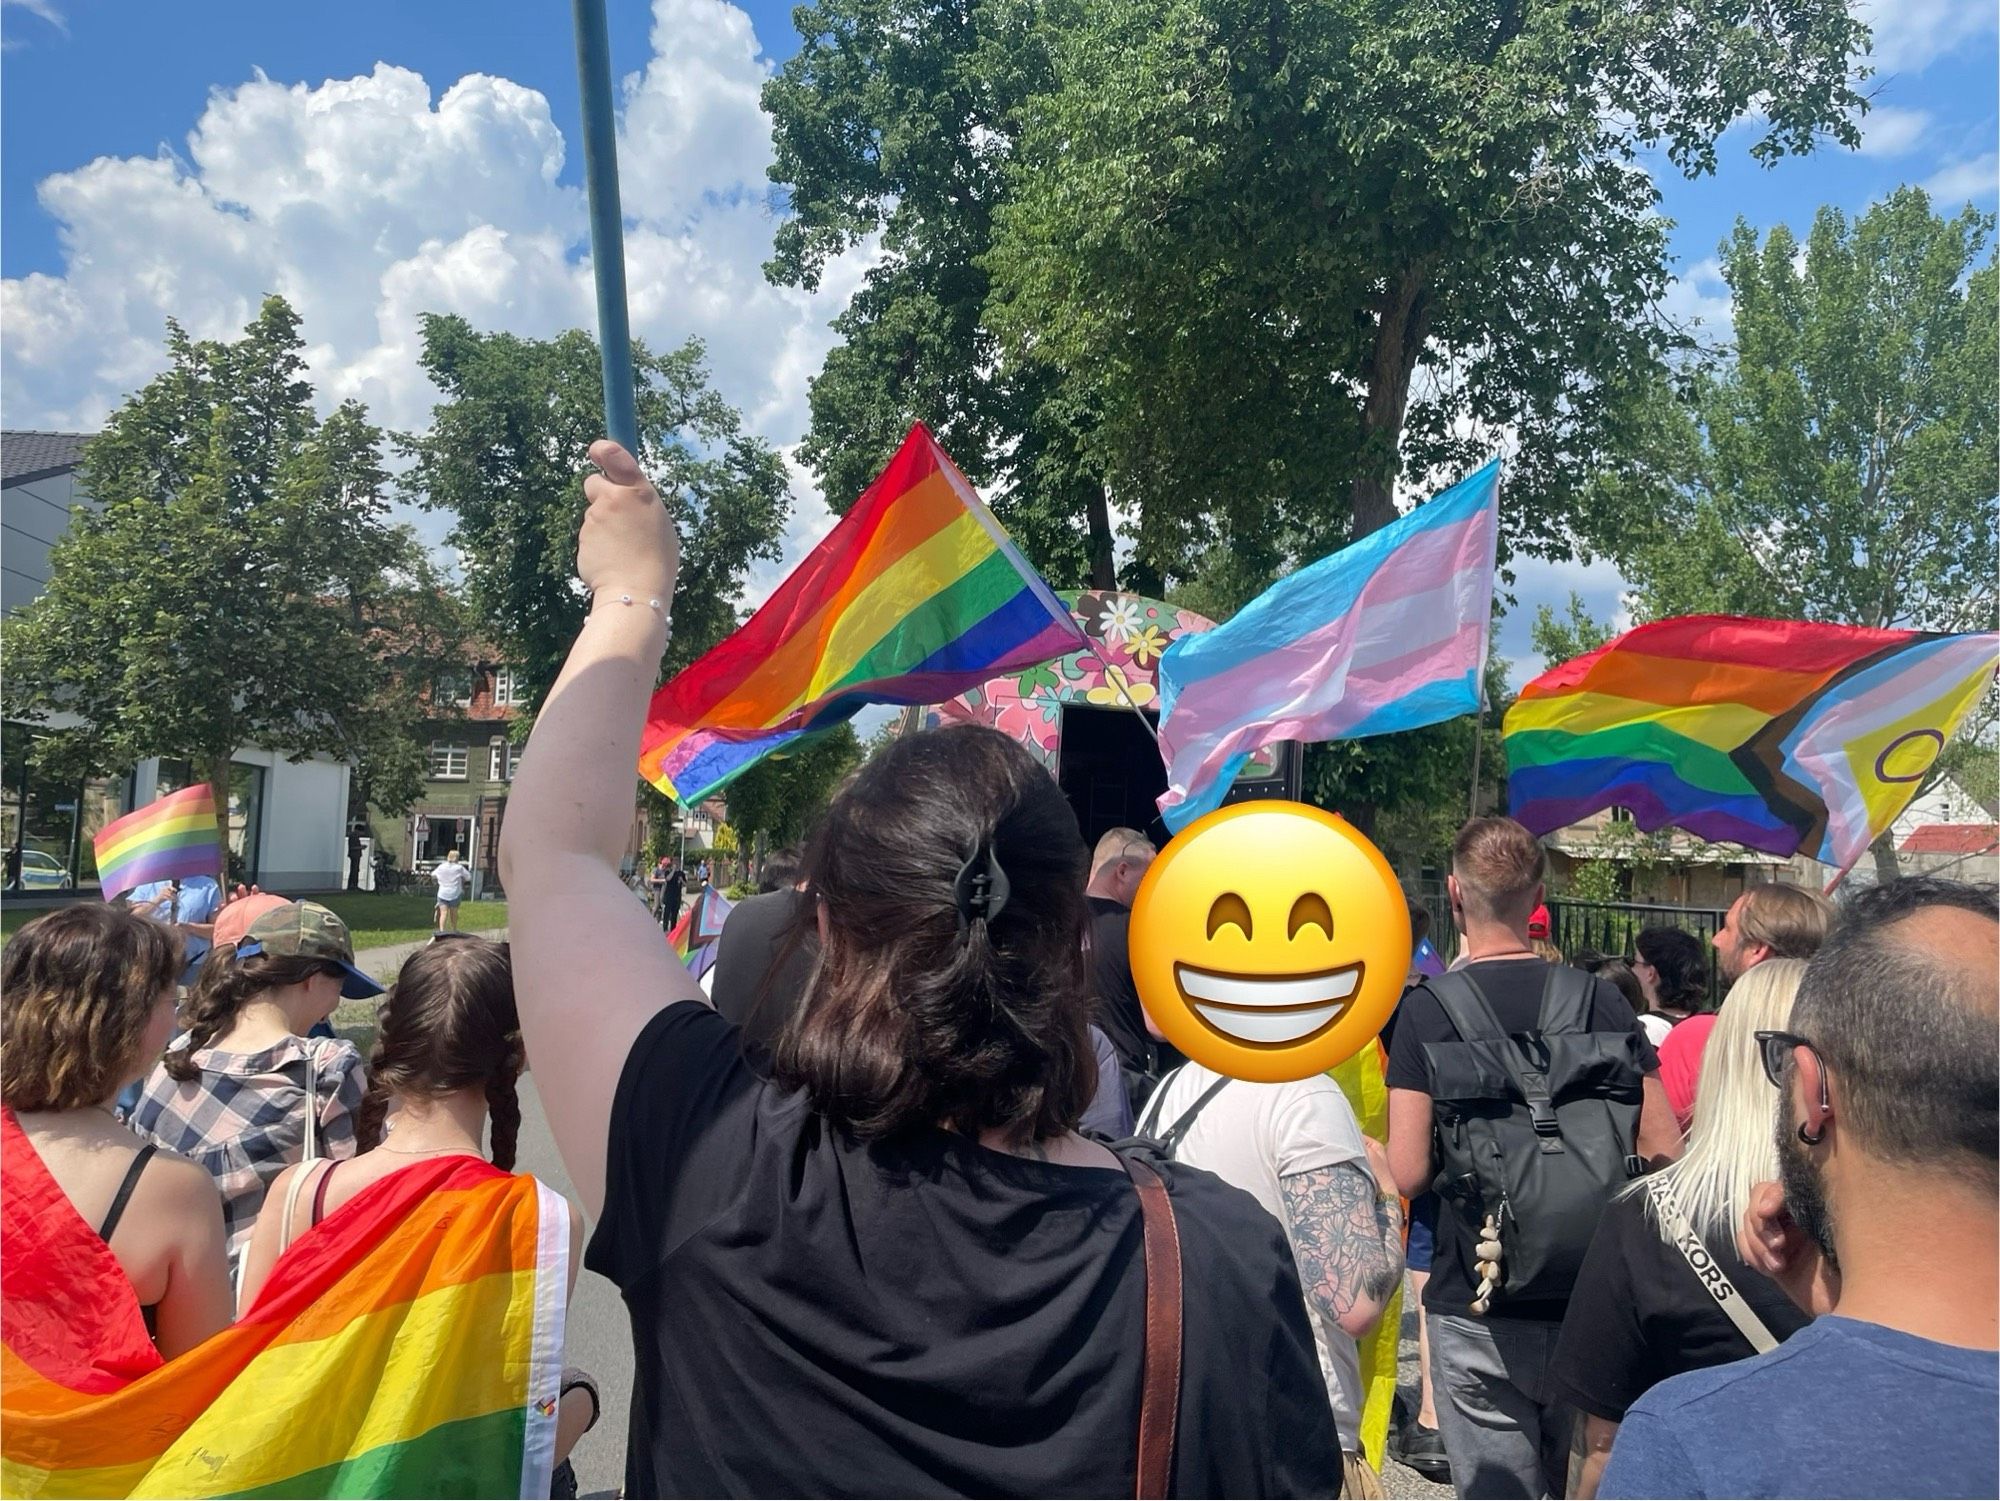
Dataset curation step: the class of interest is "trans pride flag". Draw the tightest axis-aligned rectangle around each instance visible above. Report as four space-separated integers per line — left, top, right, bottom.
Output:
1505 617 1999 877
640 424 1088 806
1 1153 567 1498
91 784 220 899
1155 460 1500 831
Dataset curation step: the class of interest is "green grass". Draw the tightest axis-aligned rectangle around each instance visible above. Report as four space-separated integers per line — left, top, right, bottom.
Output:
0 890 505 954
311 892 507 953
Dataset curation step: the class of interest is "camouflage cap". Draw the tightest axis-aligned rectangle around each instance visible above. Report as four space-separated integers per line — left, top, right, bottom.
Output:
239 900 386 999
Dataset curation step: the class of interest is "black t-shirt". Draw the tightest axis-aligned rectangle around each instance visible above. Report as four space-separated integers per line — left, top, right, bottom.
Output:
709 889 819 1051
1086 897 1184 1087
1550 1188 1812 1421
1384 958 1660 1322
588 1002 1346 1499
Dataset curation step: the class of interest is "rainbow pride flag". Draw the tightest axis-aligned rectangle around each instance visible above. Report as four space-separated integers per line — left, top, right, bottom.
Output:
91 784 220 899
1505 616 1999 875
669 884 733 980
640 423 1088 805
2 1154 567 1498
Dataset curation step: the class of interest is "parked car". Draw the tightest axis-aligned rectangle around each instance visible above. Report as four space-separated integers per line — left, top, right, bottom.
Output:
14 850 73 890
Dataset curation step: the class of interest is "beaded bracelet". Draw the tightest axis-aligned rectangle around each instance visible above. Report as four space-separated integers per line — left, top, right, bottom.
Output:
593 591 672 639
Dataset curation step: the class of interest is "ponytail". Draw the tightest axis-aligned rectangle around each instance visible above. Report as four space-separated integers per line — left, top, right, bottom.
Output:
365 939 522 1167
485 1066 522 1171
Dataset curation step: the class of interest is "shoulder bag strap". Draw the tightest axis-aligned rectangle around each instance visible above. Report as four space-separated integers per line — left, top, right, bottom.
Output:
294 1046 322 1164
277 1159 334 1256
1123 1155 1182 1500
1645 1178 1779 1354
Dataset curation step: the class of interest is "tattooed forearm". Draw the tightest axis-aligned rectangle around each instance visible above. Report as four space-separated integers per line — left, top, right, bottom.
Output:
1280 1162 1405 1338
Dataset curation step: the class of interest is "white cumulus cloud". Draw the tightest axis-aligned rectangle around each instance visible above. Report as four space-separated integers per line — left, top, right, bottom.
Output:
2 0 872 591
1854 104 1930 156
1924 152 2000 206
1855 0 1998 75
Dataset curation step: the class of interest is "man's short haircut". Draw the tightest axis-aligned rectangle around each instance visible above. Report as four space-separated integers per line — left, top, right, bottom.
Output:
1450 816 1546 926
1737 884 1834 960
1090 826 1155 876
1791 876 1998 1185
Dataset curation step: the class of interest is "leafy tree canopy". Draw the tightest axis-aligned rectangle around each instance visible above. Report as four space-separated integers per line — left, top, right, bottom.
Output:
1529 593 1617 673
401 318 793 707
2 296 449 851
723 723 865 849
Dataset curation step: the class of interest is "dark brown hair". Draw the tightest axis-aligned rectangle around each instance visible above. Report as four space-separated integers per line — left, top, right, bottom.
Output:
772 724 1097 1142
166 948 347 1081
1451 815 1547 926
2 905 182 1110
354 938 523 1169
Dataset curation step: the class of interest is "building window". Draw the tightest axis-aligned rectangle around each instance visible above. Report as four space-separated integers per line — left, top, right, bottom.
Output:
429 743 469 780
487 740 524 782
434 671 473 707
493 666 527 707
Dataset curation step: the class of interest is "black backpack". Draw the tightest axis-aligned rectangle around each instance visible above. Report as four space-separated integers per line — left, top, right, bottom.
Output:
1418 964 1645 1309
1133 1065 1234 1160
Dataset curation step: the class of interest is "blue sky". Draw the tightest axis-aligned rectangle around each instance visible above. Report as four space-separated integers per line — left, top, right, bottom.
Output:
3 0 1994 687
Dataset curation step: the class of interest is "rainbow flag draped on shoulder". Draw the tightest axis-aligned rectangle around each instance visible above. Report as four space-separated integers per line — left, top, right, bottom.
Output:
2 1155 568 1498
92 784 220 899
1505 616 2000 878
640 423 1089 805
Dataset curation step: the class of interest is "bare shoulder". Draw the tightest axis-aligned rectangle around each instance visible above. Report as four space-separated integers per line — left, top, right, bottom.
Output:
142 1147 224 1208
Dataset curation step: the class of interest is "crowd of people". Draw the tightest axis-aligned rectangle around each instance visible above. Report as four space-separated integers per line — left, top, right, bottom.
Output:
0 435 1993 1499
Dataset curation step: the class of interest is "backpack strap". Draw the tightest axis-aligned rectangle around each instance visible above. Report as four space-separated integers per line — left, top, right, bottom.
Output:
1422 968 1512 1043
1536 965 1598 1035
1135 1067 1233 1161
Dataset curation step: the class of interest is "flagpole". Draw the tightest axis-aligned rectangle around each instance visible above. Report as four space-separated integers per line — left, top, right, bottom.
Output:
1106 671 1166 749
572 0 638 453
1466 676 1488 818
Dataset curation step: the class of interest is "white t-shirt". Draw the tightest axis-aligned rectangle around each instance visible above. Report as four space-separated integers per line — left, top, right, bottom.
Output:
1637 1011 1675 1048
433 861 470 903
1142 1062 1372 1449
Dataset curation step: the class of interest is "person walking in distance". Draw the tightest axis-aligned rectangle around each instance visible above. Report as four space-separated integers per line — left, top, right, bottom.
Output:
432 848 472 933
1385 816 1679 1498
1602 876 1997 1499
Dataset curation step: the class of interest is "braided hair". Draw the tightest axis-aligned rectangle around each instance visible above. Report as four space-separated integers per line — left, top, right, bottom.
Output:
165 948 346 1082
355 938 523 1169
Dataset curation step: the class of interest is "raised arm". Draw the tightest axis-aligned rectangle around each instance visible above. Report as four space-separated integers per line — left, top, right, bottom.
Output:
499 439 706 1217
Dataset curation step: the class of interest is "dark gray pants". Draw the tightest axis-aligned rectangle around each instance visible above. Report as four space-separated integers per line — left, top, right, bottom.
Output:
1428 1312 1575 1499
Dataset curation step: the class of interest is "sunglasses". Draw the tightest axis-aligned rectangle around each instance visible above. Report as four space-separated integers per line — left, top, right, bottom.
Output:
1754 1029 1822 1090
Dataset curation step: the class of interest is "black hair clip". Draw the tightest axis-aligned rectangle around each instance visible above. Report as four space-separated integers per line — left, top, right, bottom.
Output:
953 838 1012 930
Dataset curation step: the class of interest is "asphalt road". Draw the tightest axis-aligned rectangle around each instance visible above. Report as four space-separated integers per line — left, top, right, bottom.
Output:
512 1074 1453 1499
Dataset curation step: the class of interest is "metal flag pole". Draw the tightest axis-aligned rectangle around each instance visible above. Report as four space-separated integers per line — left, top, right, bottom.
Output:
572 0 638 453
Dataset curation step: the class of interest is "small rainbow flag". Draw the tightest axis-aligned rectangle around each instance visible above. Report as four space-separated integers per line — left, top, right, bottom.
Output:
2 1150 566 1498
669 884 733 980
1505 616 1999 876
91 784 221 900
640 423 1087 805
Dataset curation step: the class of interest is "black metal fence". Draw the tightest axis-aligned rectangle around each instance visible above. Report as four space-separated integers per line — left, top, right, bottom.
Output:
1547 899 1727 1006
1405 885 1727 1005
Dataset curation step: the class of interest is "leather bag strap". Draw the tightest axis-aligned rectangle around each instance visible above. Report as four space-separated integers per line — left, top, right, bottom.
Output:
1123 1155 1183 1499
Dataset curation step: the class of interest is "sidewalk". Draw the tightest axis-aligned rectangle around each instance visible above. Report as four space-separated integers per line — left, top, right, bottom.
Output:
352 925 508 983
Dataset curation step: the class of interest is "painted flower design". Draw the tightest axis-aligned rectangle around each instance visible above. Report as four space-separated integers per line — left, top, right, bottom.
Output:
1014 663 1061 698
1126 624 1170 666
1086 663 1157 710
1096 598 1142 644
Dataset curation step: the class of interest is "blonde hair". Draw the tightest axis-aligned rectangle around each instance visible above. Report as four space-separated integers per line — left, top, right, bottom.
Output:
1089 827 1154 877
1737 885 1833 960
1635 957 1810 1246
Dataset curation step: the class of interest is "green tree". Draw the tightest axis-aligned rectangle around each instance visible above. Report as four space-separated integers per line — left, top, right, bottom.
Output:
724 723 865 850
764 0 1140 589
984 0 1866 581
1593 189 1998 634
2 298 440 874
1587 191 1999 877
401 318 793 704
1529 593 1616 671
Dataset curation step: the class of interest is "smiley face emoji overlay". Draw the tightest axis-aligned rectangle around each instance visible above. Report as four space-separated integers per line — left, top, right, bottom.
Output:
1128 801 1411 1083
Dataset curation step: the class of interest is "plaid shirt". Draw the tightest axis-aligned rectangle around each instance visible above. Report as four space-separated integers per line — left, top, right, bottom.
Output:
128 1033 366 1258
